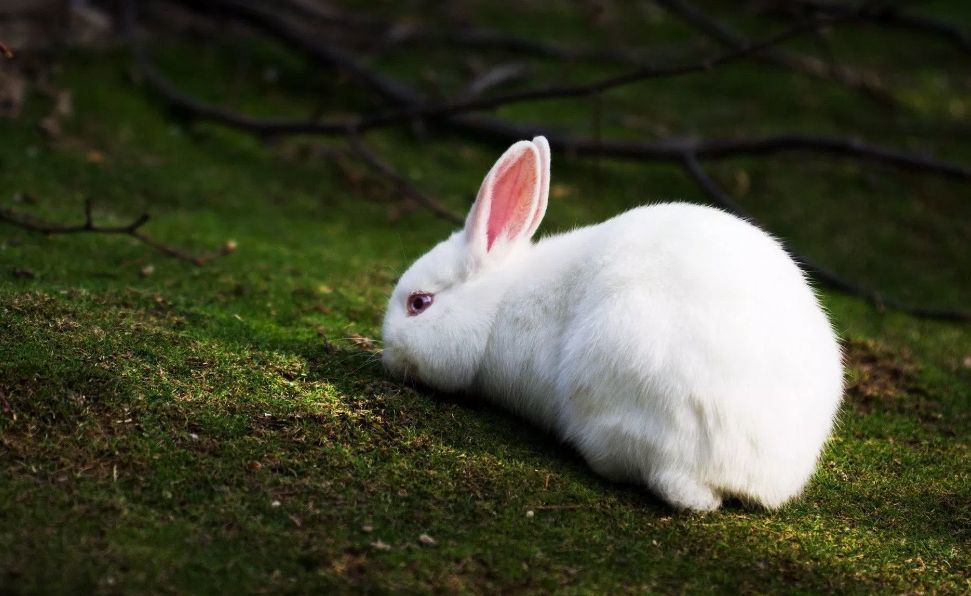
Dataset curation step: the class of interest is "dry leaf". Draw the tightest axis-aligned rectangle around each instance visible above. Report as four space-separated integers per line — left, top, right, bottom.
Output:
349 333 375 350
370 540 391 551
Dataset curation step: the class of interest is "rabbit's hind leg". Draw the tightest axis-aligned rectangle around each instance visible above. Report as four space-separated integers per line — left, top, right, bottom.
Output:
648 468 722 512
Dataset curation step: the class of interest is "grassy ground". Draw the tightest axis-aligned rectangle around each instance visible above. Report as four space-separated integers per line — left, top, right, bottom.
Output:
1 2 969 593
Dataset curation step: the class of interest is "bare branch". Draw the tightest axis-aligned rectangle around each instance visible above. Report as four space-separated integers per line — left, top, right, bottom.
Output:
128 4 971 183
274 0 385 30
130 42 971 183
1 203 149 235
272 0 655 67
654 0 895 104
548 133 971 180
376 22 657 67
132 0 971 185
352 19 839 127
679 153 970 322
459 63 531 98
154 0 971 183
132 46 350 137
129 230 237 266
344 130 463 225
174 0 859 126
789 0 971 56
0 202 235 267
180 0 423 106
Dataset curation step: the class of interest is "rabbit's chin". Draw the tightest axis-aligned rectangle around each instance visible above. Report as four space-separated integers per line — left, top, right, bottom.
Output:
382 348 418 382
383 347 468 392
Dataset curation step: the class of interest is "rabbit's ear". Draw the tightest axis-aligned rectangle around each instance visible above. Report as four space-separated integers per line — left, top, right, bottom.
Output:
465 140 543 257
525 136 550 239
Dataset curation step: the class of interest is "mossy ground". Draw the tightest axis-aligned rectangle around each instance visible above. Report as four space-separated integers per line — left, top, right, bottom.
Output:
1 2 969 593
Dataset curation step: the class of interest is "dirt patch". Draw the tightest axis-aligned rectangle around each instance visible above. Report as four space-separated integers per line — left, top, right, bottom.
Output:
841 338 955 433
843 337 919 412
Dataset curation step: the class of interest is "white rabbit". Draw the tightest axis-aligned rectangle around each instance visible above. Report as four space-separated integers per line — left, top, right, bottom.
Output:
382 136 843 511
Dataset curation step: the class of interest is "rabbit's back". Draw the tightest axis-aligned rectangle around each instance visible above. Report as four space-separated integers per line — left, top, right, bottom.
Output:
550 203 843 509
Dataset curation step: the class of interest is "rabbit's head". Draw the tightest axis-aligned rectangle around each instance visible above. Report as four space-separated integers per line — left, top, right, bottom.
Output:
382 137 551 390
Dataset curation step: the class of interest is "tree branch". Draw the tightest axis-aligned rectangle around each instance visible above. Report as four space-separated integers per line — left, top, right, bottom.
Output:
679 154 970 321
133 2 971 183
790 0 971 56
386 25 652 66
190 1 971 178
270 0 667 70
180 0 423 106
270 0 658 67
174 0 860 126
344 130 463 225
654 0 895 104
131 52 971 183
0 199 236 266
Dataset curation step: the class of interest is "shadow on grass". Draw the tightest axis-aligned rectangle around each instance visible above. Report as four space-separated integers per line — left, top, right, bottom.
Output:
201 329 955 591
0 290 964 592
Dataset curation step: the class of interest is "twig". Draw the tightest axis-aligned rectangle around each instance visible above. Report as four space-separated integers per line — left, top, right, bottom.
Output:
2 198 149 235
273 0 651 66
181 0 423 106
459 63 531 98
679 153 970 322
654 0 894 105
790 0 971 56
0 199 236 266
344 130 463 224
274 0 385 30
0 41 13 59
548 133 971 181
352 19 834 126
377 22 659 67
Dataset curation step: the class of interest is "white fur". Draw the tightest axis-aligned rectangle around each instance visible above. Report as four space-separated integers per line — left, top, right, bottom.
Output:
382 137 843 511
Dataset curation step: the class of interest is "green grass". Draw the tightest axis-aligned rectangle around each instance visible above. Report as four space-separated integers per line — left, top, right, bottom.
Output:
1 2 969 592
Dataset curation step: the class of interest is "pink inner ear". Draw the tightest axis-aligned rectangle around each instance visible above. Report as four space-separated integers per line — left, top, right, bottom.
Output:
486 149 538 250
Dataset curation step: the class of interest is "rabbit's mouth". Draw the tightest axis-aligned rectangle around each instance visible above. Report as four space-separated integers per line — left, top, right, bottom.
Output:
382 348 419 382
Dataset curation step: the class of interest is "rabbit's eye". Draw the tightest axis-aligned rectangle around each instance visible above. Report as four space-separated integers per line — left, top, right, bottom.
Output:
407 292 434 316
